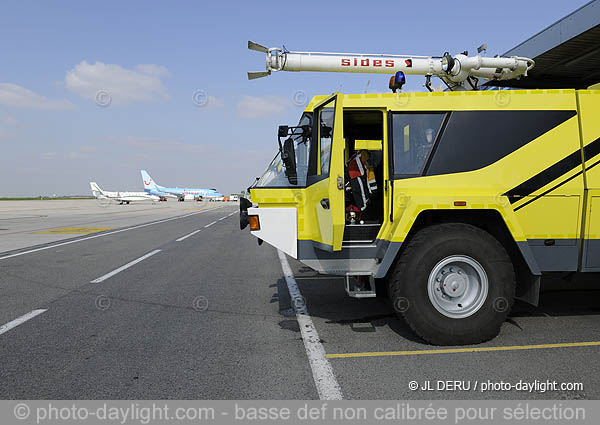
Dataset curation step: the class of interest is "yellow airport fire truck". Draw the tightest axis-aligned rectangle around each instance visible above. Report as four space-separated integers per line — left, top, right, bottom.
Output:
240 42 600 345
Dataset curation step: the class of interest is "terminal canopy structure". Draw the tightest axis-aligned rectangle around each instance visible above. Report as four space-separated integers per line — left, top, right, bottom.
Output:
487 0 600 89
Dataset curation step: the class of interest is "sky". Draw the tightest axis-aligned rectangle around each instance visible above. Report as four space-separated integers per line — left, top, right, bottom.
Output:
0 0 591 196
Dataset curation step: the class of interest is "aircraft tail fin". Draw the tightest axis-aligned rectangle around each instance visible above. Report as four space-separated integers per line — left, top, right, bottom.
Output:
90 182 104 197
141 170 159 191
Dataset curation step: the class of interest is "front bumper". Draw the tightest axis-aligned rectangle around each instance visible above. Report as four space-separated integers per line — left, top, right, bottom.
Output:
242 207 298 258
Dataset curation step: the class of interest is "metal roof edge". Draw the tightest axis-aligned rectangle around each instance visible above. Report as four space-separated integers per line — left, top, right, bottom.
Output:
503 0 600 57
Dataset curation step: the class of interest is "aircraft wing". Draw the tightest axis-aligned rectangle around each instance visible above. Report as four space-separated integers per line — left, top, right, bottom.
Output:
146 189 177 198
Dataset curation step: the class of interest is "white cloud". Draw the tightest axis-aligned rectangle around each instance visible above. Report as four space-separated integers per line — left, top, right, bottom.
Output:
65 61 170 105
67 151 89 160
193 92 225 110
134 64 170 77
0 129 14 141
0 114 18 126
237 95 291 119
0 83 76 110
205 96 225 109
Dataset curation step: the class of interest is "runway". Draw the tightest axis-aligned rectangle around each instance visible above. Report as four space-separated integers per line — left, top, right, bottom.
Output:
1 200 600 399
0 200 219 254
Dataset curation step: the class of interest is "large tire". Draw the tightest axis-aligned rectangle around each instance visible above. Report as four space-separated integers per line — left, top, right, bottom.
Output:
375 278 388 298
388 223 515 345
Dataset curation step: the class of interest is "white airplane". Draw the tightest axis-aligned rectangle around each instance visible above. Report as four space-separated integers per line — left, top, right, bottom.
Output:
90 182 160 205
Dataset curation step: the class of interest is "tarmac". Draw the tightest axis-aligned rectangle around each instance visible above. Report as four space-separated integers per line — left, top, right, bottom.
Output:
1 200 599 399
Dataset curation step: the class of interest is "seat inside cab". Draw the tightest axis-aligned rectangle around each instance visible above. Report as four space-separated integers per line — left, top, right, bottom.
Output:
342 110 384 244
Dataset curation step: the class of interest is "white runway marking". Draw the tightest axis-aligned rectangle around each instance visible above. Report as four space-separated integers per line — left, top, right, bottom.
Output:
90 249 161 283
0 309 47 336
177 211 231 240
0 206 227 261
277 249 343 400
176 229 201 242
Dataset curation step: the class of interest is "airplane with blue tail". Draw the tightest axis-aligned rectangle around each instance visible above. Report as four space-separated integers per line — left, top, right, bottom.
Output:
141 170 223 201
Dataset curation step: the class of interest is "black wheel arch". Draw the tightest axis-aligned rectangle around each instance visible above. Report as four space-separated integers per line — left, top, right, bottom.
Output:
379 209 540 306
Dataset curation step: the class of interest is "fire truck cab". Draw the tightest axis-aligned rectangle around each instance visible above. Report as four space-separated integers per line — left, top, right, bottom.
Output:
241 88 600 345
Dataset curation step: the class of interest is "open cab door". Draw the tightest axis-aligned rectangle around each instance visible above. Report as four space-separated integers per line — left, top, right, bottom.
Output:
243 93 345 258
306 93 345 251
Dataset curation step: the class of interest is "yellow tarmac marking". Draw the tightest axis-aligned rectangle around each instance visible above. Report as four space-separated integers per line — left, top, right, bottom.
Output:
35 227 116 235
326 341 600 359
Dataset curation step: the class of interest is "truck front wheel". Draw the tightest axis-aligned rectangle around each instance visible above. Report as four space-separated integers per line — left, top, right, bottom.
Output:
388 223 515 345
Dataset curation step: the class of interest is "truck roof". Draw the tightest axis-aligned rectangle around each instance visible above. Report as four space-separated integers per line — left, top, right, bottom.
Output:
305 89 598 112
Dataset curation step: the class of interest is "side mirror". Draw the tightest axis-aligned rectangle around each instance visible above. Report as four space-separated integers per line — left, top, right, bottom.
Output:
239 197 252 211
301 125 312 138
278 125 289 138
281 137 297 184
239 197 253 230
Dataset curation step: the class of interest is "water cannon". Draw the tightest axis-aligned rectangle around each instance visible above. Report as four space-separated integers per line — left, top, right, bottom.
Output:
247 41 535 90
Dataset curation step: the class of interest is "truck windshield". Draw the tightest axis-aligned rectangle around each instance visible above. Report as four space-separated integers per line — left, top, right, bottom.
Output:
256 113 312 187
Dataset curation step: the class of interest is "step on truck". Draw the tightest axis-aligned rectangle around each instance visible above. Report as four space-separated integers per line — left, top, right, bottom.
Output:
239 42 600 345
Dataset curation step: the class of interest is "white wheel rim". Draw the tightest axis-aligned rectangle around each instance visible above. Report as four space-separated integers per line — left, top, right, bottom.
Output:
427 255 488 319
